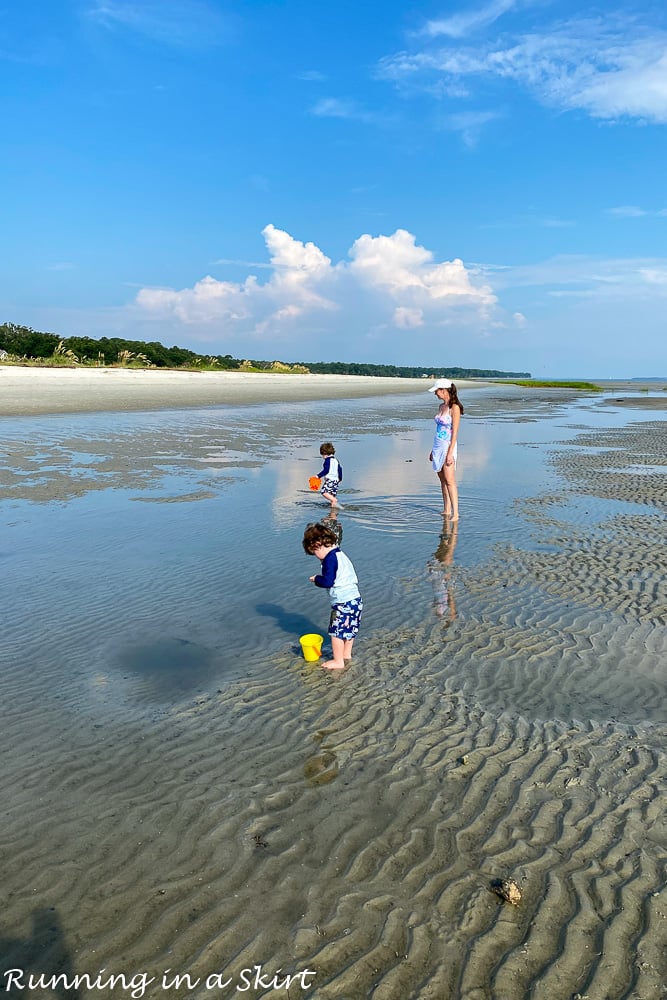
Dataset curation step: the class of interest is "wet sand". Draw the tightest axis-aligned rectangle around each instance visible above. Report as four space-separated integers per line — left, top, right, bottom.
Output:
0 384 665 999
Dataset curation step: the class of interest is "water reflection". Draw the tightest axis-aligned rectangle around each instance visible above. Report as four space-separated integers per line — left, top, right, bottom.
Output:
320 507 343 545
3 388 641 715
427 521 459 621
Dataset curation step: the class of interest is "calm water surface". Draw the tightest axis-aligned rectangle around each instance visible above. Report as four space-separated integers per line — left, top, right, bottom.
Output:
0 386 658 713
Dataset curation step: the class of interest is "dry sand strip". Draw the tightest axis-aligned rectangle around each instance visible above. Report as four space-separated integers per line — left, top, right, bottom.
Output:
0 365 449 417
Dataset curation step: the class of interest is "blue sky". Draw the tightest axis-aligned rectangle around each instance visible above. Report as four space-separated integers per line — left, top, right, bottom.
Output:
2 0 666 377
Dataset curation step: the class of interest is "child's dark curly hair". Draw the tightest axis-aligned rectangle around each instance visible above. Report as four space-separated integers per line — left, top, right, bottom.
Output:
302 522 339 554
319 442 335 456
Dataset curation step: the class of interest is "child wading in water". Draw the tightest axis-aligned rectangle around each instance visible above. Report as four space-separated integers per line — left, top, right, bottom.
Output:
314 442 342 505
303 522 362 670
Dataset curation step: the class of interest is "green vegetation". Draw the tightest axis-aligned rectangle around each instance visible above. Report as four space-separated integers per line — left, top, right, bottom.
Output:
0 322 310 373
1 320 532 379
0 322 244 370
492 379 602 391
298 360 531 379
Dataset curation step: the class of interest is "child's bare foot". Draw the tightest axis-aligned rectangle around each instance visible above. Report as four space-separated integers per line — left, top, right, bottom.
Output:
321 659 347 671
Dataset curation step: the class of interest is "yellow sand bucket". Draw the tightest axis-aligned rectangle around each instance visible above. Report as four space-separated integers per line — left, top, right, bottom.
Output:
299 633 323 661
309 476 322 491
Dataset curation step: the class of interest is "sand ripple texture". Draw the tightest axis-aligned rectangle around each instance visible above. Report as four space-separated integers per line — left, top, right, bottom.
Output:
3 501 667 1000
2 394 667 1000
553 418 667 513
1 629 666 1000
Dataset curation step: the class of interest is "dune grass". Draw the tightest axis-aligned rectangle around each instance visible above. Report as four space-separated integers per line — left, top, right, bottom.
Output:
492 379 603 391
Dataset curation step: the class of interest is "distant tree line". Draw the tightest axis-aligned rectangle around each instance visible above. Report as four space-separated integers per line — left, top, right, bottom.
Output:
0 322 241 369
300 360 531 379
0 321 531 378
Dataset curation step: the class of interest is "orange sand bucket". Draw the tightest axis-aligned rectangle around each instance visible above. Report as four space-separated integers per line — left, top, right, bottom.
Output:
299 633 323 661
309 476 322 491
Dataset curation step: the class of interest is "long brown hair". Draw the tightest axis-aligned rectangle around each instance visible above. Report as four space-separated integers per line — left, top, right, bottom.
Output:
448 383 464 415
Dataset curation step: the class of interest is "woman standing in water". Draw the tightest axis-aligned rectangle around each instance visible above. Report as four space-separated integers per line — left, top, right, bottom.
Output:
428 379 463 521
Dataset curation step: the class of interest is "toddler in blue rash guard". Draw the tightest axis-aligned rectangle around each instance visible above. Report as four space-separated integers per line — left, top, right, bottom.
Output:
303 522 362 670
315 442 343 505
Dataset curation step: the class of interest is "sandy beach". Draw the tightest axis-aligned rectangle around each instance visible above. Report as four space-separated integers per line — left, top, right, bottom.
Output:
0 379 665 999
0 365 436 416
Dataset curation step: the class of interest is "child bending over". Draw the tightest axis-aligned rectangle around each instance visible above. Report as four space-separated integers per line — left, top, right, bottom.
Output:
302 522 362 670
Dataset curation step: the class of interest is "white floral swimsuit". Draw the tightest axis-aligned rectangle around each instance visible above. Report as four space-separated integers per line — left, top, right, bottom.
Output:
431 408 457 471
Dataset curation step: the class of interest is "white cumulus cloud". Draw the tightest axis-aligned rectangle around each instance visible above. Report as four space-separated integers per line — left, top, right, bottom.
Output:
349 229 496 307
135 225 498 354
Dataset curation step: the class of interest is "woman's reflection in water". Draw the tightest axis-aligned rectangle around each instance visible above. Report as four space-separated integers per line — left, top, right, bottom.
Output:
428 521 458 621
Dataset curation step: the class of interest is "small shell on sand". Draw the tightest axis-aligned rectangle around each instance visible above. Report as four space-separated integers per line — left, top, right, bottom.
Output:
491 878 522 905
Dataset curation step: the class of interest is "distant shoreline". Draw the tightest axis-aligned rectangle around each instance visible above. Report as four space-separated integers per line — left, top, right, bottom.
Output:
0 365 484 417
3 365 664 419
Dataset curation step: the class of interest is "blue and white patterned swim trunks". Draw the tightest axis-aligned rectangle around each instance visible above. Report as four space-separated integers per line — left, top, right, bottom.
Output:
329 598 363 640
321 477 339 497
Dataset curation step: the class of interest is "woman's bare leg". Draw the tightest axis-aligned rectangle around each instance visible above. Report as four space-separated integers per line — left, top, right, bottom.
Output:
437 469 451 517
443 466 459 521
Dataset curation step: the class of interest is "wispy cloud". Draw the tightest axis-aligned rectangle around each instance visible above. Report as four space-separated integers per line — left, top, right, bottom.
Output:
297 70 327 82
86 0 228 47
419 0 523 40
478 213 576 230
482 254 667 297
608 205 647 217
639 267 667 285
212 258 272 270
379 9 667 123
542 217 576 229
441 109 502 146
608 205 667 217
311 98 358 118
310 98 391 126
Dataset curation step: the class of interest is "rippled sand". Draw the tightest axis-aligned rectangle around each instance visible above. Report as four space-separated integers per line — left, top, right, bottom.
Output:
1 388 666 999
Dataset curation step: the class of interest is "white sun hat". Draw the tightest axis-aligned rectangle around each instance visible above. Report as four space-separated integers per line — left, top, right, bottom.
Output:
427 379 453 392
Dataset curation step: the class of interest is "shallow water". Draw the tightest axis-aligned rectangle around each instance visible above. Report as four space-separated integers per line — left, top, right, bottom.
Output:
1 386 665 999
0 389 578 696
